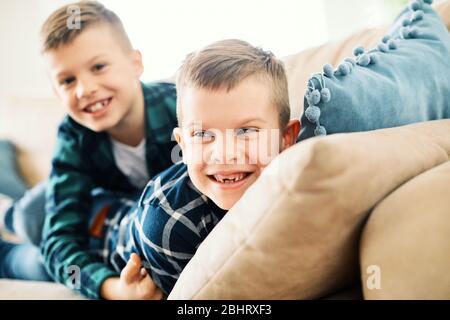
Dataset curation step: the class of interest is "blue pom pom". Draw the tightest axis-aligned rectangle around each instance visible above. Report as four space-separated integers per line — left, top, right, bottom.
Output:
369 54 378 65
320 88 331 103
305 89 311 101
310 89 321 105
338 63 350 75
401 27 410 39
305 90 312 104
346 61 354 70
323 64 334 78
305 106 321 124
387 39 397 50
412 10 424 21
410 1 422 11
344 57 356 66
377 43 389 53
381 35 391 43
314 125 327 136
409 27 419 38
423 0 433 4
353 46 365 56
357 53 371 66
402 19 411 27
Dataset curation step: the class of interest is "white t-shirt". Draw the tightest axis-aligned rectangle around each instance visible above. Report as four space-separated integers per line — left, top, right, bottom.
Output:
110 138 149 190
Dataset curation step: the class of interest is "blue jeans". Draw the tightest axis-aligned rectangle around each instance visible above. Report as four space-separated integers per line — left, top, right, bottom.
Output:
0 241 51 281
6 181 47 246
0 182 49 281
0 182 137 281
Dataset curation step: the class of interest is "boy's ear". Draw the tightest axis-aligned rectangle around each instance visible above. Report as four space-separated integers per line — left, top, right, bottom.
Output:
282 119 300 150
173 127 187 164
131 49 144 77
173 127 183 145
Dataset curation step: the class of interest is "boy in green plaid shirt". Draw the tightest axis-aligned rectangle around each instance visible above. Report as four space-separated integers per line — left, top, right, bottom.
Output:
0 1 175 299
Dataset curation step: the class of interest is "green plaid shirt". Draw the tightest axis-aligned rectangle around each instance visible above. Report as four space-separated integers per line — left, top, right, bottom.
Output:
41 82 178 299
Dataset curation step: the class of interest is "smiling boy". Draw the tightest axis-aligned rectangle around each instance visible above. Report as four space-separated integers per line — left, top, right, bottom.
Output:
39 1 177 299
102 39 300 295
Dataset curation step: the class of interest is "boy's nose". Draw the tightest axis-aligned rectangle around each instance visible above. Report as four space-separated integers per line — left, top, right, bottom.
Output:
76 76 98 99
209 131 241 165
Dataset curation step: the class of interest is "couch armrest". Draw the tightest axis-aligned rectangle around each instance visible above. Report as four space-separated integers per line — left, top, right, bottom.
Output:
360 160 450 299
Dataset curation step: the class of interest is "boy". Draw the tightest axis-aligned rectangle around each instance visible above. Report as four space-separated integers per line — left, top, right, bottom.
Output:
0 0 177 300
101 39 301 295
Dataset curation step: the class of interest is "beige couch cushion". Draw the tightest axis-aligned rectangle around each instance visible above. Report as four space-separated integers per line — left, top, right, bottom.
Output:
0 96 64 186
360 160 450 300
168 120 450 299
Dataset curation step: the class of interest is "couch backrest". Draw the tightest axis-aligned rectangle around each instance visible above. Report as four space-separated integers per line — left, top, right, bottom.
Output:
0 96 64 186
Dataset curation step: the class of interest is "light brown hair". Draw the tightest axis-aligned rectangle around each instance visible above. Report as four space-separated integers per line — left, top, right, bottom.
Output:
40 0 132 53
176 39 290 128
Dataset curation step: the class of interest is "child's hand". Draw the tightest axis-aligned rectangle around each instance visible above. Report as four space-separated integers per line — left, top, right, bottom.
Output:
100 253 164 300
119 253 164 300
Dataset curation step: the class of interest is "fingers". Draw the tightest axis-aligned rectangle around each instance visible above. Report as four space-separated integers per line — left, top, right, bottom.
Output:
120 253 142 284
152 288 165 300
120 253 164 300
140 271 157 290
130 252 142 266
140 274 164 300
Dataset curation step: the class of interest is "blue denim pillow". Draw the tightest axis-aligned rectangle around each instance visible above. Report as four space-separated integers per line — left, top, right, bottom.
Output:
0 140 27 200
299 0 450 141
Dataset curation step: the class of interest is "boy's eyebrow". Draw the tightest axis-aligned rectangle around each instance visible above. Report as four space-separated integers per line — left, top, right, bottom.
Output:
184 117 265 129
238 117 265 126
86 54 107 64
55 55 107 78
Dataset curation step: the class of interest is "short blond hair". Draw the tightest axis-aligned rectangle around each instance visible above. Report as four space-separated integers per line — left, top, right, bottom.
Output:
176 39 290 128
40 0 132 53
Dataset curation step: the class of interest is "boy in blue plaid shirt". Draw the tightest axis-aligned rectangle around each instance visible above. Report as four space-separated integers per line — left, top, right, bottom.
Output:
100 39 301 296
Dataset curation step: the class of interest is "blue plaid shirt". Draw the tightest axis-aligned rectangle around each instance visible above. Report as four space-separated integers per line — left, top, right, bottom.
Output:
105 162 227 295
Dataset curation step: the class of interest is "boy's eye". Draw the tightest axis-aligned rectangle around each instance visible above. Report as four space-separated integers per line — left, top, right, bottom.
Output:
192 130 215 141
60 76 75 86
236 127 259 138
93 63 106 72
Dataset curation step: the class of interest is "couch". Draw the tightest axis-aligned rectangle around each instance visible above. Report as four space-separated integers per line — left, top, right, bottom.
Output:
0 1 449 300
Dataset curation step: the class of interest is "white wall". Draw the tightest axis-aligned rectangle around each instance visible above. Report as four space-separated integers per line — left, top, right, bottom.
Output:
0 0 330 98
102 0 329 83
323 0 408 41
0 0 74 97
0 0 415 99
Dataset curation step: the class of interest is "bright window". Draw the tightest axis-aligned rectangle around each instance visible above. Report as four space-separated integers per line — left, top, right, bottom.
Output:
101 0 329 82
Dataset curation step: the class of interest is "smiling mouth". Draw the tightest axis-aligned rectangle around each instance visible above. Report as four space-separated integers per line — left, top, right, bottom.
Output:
208 172 252 184
83 97 112 114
